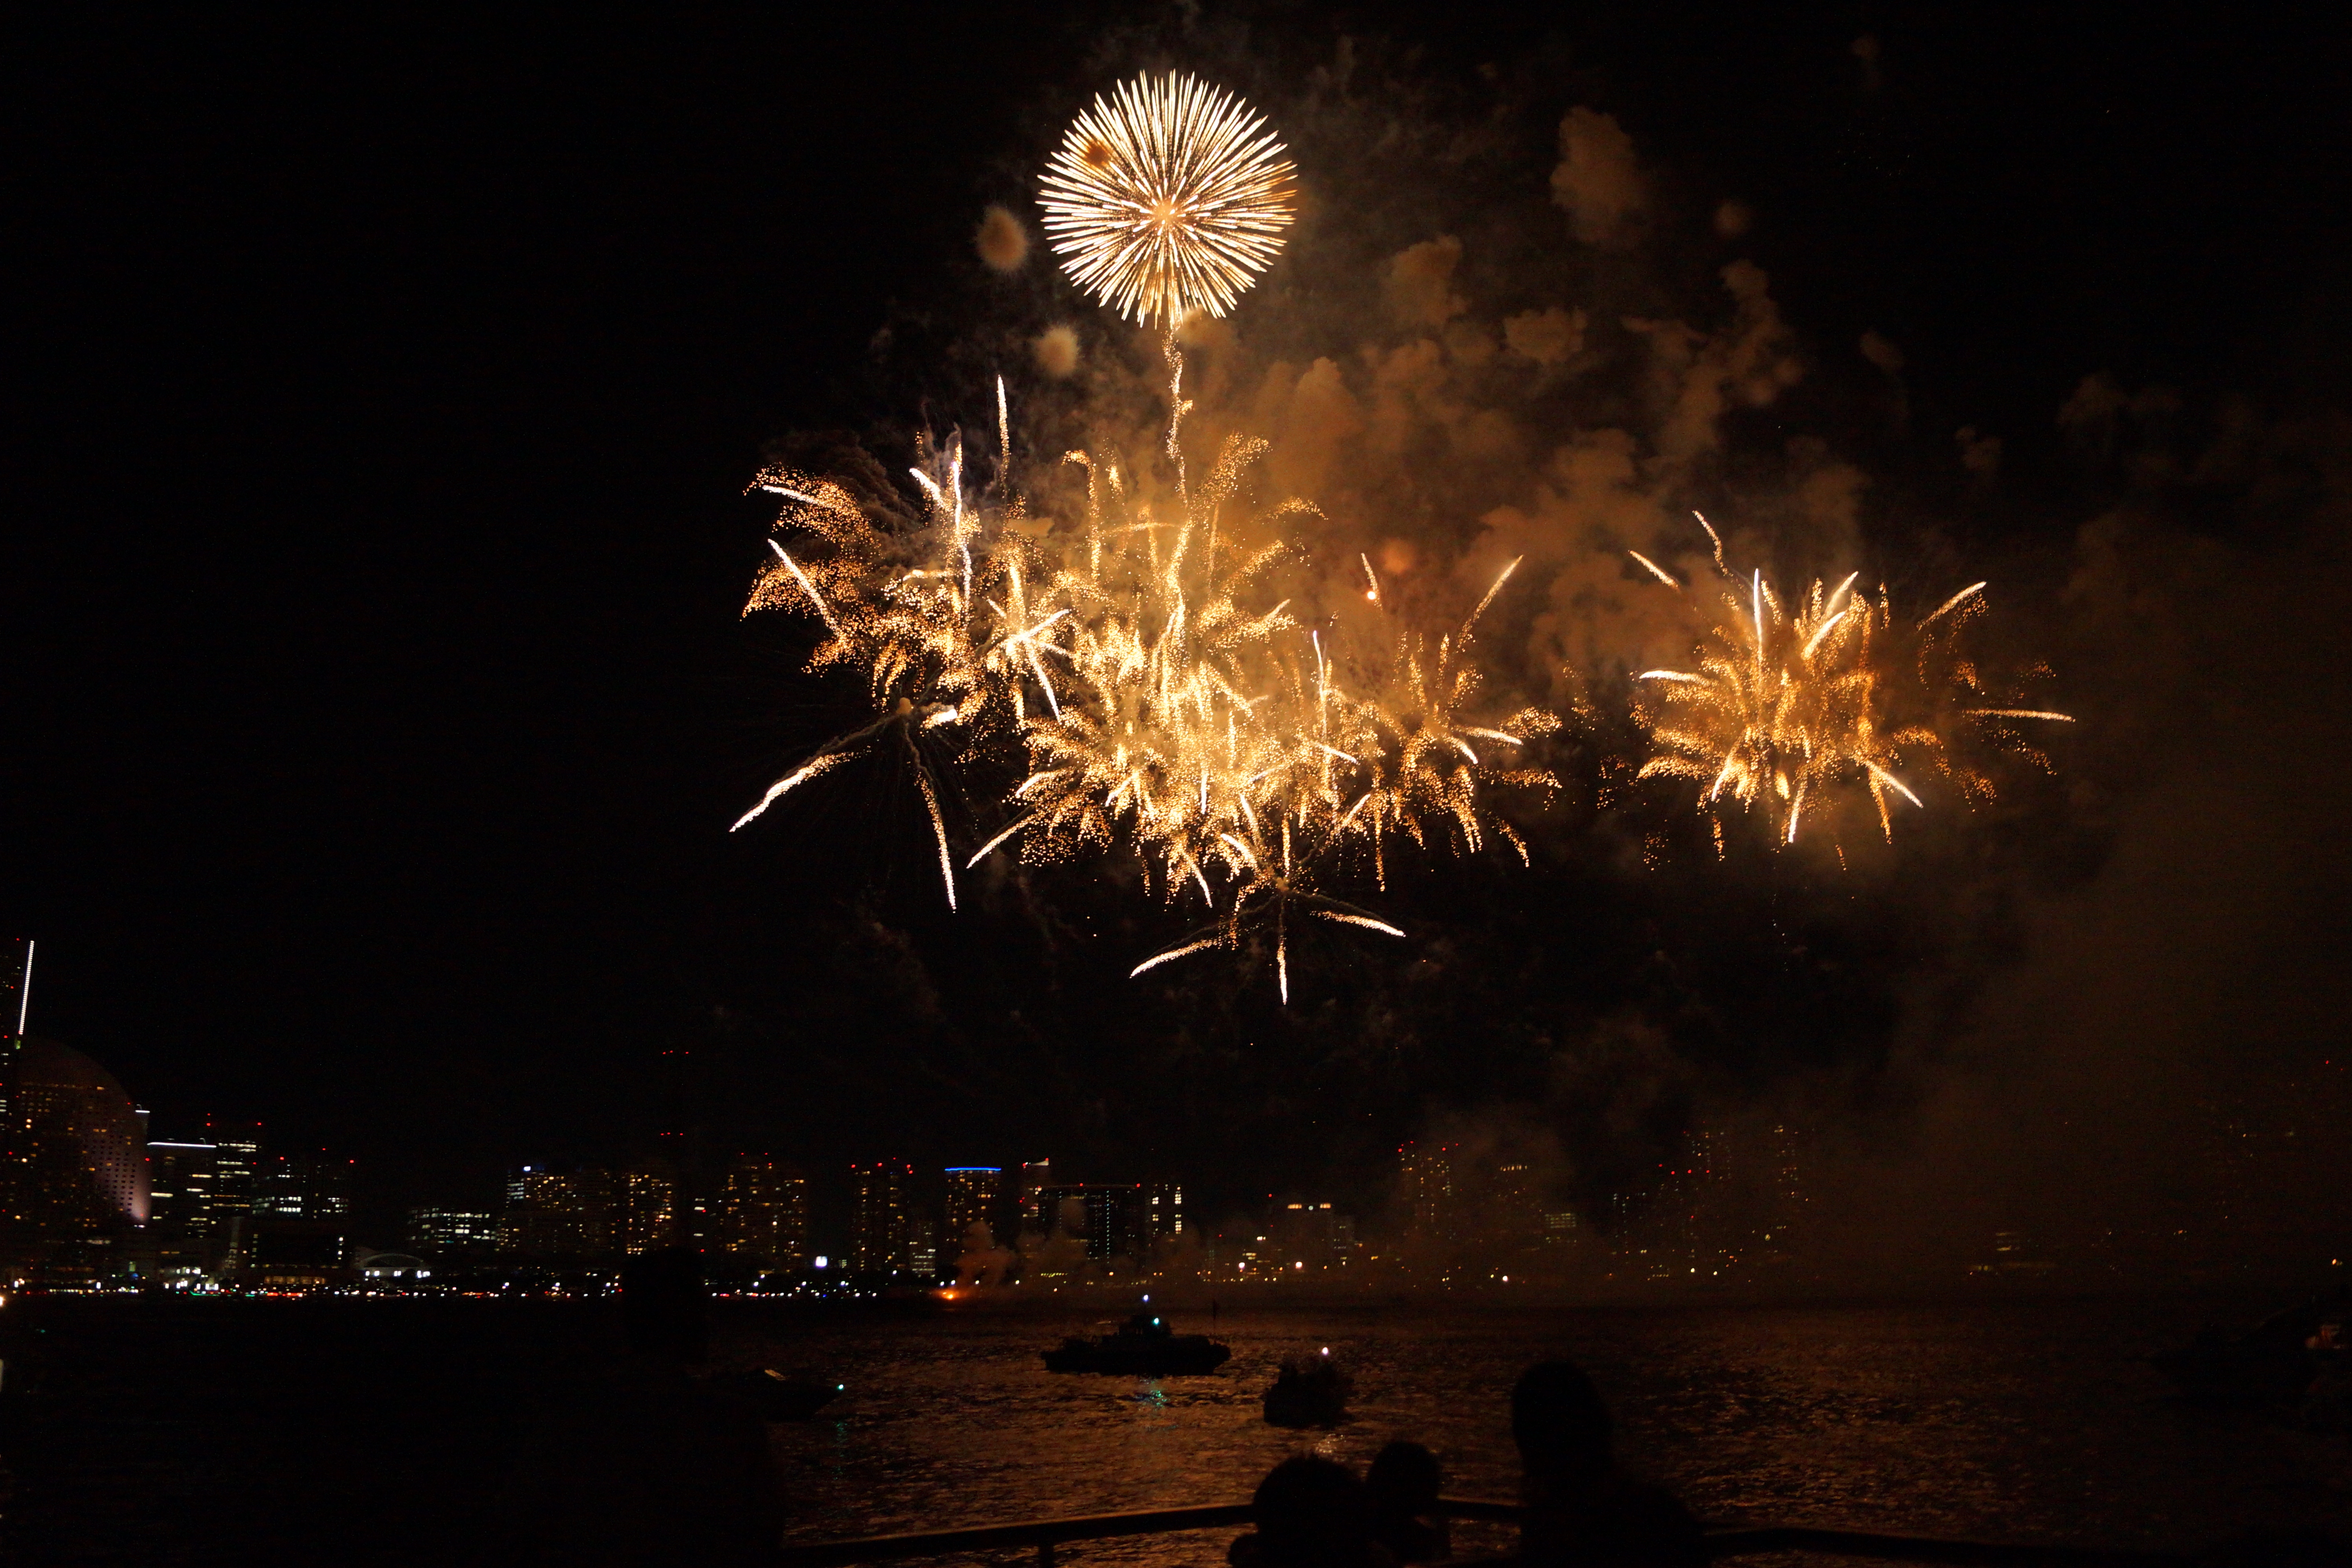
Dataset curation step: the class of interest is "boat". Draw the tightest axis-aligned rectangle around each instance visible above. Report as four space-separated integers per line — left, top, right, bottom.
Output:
1042 1311 1231 1375
1262 1347 1352 1427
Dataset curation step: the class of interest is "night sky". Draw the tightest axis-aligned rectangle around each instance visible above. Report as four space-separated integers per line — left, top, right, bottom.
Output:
8 6 2349 1258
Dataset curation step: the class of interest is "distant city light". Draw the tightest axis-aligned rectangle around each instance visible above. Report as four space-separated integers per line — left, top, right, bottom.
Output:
814 1255 828 1269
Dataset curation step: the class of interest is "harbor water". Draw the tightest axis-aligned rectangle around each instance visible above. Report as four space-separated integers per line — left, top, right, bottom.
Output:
3 1296 2347 1563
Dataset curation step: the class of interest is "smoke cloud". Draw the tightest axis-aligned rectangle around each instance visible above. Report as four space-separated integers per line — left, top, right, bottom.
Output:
1550 107 1648 248
976 204 1030 272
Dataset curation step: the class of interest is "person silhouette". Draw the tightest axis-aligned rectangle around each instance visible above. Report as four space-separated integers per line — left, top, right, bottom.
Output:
1229 1455 1386 1568
1367 1440 1450 1564
1512 1360 1701 1568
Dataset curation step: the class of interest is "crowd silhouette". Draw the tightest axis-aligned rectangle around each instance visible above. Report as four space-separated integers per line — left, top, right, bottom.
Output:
1227 1361 1699 1568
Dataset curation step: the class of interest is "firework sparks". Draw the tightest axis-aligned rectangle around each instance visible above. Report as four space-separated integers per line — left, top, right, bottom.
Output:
1629 521 2071 847
1038 72 1296 327
737 355 1555 996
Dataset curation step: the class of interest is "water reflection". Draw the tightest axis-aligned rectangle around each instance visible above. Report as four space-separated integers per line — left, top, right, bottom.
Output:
739 1301 2352 1560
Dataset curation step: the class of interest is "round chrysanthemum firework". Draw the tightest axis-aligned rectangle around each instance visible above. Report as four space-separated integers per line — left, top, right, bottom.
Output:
1038 72 1296 328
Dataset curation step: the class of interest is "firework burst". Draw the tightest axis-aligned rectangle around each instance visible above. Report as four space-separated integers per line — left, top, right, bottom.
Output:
735 362 1556 996
1038 72 1296 328
1630 517 2071 848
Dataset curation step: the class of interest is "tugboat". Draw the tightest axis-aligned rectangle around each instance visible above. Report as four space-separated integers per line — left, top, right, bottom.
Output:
1263 1347 1352 1427
1042 1311 1231 1375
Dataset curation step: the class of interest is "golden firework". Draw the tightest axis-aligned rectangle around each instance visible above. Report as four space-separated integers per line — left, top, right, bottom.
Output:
1038 72 1297 327
1630 517 2070 848
737 363 1556 996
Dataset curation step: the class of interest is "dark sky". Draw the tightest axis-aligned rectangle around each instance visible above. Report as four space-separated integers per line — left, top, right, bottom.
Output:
7 5 2348 1245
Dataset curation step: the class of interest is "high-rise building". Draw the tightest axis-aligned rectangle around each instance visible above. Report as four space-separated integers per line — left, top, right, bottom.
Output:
0 1036 152 1284
904 1216 940 1278
1633 1127 1726 1281
1271 1200 1358 1269
849 1161 911 1275
718 1157 809 1267
1398 1141 1457 1242
253 1152 353 1220
0 939 30 1042
203 1117 264 1271
1018 1159 1054 1237
406 1207 498 1256
1032 1182 1088 1243
1491 1162 1545 1255
243 1149 354 1290
1027 1183 1147 1261
944 1167 1000 1253
622 1165 677 1256
1138 1180 1185 1249
1080 1187 1134 1261
498 1166 622 1259
146 1137 219 1250
1755 1122 1805 1260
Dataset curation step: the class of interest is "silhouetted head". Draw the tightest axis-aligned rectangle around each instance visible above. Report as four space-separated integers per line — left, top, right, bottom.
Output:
621 1247 708 1363
1253 1455 1372 1568
1367 1441 1443 1516
1512 1360 1612 1480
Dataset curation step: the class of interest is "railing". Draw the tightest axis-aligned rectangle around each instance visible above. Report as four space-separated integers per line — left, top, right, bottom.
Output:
774 1497 2190 1568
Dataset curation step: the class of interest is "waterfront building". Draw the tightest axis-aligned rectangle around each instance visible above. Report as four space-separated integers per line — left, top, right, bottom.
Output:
249 1215 348 1291
1017 1159 1053 1237
1031 1182 1088 1244
622 1165 677 1256
1 939 29 1040
146 1137 220 1254
0 1036 151 1285
240 1149 354 1289
405 1207 497 1256
499 1165 622 1259
1626 1126 1727 1281
717 1156 809 1268
1138 1180 1185 1248
1398 1141 1457 1243
1270 1200 1358 1271
1030 1183 1143 1261
944 1166 1000 1252
253 1151 353 1220
849 1161 911 1275
203 1116 264 1271
904 1216 940 1278
1493 1163 1544 1250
